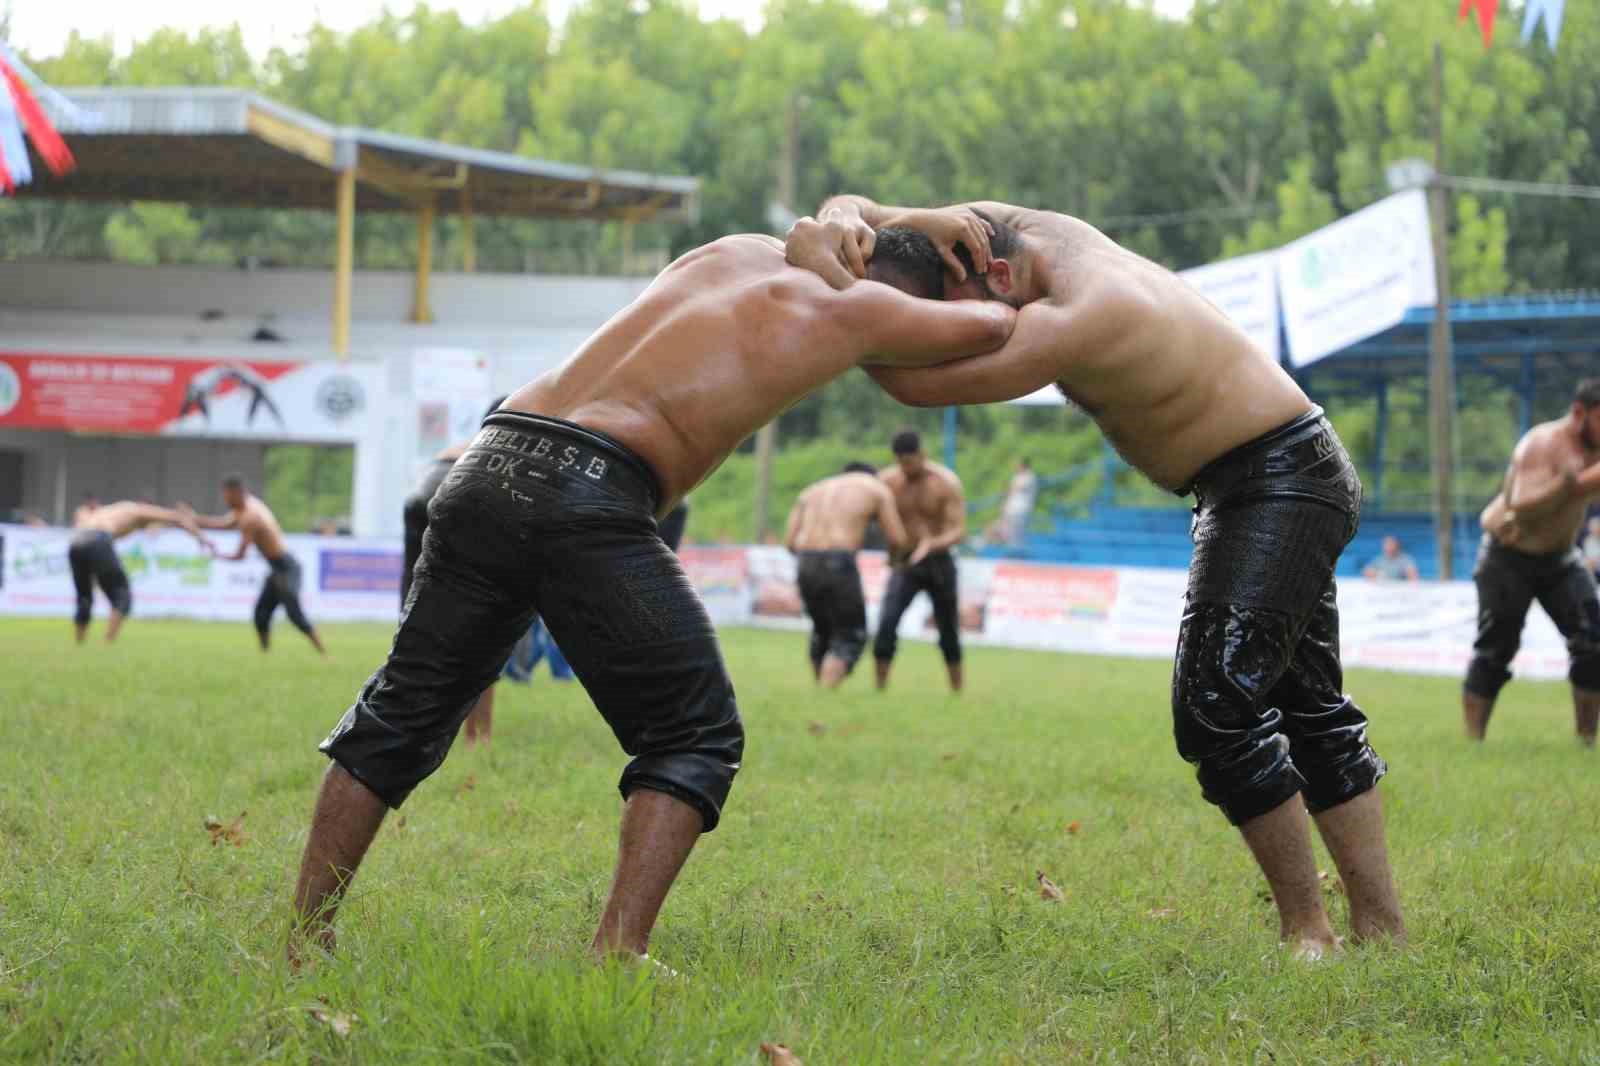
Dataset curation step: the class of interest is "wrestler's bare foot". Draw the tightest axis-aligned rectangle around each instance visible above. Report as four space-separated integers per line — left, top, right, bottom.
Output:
287 923 336 975
1287 933 1343 962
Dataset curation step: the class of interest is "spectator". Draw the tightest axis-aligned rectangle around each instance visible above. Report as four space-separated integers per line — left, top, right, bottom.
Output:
1583 517 1600 578
1363 535 1420 582
996 458 1038 547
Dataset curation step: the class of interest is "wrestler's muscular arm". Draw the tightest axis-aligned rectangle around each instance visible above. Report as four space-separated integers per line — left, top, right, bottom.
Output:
874 481 912 556
783 491 809 553
924 473 966 554
1505 437 1579 521
867 279 1146 406
824 278 1018 368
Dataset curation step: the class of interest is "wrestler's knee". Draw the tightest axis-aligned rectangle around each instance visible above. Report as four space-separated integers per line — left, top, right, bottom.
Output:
872 624 897 662
1464 654 1513 699
1570 643 1600 691
618 688 744 832
1286 695 1387 814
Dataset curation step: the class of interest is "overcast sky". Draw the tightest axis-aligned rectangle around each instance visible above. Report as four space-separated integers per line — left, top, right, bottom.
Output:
9 0 1195 59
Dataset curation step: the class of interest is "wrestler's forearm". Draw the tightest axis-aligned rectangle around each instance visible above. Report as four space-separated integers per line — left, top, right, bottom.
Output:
1508 472 1573 518
1578 460 1600 497
925 523 965 552
818 194 891 227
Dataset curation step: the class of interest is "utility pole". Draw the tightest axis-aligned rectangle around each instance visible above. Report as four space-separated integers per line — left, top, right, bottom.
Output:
752 96 799 542
1427 42 1457 580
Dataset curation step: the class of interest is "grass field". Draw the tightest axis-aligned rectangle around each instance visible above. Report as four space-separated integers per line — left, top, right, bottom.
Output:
5 617 1600 1064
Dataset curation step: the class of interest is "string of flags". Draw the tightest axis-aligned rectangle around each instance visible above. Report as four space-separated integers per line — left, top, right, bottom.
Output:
1459 0 1568 49
0 41 98 196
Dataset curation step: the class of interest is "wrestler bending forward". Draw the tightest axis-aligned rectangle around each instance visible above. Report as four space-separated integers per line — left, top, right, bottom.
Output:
287 232 1014 968
789 197 1406 957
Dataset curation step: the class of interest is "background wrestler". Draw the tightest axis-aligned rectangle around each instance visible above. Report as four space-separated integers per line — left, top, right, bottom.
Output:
68 499 211 644
786 197 1405 957
287 232 1015 970
784 460 910 688
874 428 967 692
1467 378 1600 743
186 476 328 658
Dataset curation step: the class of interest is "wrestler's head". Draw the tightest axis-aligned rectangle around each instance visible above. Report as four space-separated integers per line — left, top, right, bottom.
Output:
843 461 878 476
866 228 946 300
867 213 1025 307
221 473 247 510
943 210 1024 307
891 428 925 479
1574 378 1600 450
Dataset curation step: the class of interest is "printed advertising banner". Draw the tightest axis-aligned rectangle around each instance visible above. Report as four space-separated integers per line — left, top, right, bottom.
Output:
0 524 403 623
1278 189 1436 369
2 527 1571 682
412 348 496 461
0 353 378 442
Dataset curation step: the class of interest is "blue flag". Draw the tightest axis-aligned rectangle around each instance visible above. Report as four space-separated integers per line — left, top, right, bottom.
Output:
1521 0 1566 49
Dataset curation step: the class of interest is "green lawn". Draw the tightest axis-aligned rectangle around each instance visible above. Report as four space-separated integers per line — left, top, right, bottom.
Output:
3 617 1599 1064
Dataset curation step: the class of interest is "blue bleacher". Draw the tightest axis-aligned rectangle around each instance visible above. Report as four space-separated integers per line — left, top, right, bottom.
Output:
985 504 1482 579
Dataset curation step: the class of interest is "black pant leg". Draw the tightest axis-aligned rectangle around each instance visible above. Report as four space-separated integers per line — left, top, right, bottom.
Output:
254 572 280 637
925 553 962 664
1465 547 1536 699
1533 554 1600 690
872 566 919 663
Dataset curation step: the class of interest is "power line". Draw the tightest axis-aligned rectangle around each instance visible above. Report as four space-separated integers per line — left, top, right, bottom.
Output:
1439 175 1600 201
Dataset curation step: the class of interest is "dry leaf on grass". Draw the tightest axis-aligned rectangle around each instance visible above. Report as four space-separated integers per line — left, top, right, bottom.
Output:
308 1007 356 1037
806 721 828 737
203 811 248 847
1066 820 1082 835
1036 870 1065 903
1146 907 1176 920
760 1042 803 1065
456 773 477 797
835 723 864 739
940 752 959 762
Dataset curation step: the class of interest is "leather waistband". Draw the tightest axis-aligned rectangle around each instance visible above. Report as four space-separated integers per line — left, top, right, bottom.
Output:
1180 407 1329 499
462 411 663 512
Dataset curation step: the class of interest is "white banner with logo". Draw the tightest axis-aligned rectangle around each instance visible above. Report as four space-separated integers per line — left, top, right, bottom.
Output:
411 348 497 462
0 524 405 623
1180 250 1282 363
1277 189 1436 369
3 527 1573 682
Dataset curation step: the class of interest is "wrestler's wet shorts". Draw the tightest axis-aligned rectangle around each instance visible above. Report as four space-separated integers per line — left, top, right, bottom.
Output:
796 550 868 672
401 458 455 607
1173 407 1386 826
320 411 744 830
68 530 130 624
1465 537 1600 697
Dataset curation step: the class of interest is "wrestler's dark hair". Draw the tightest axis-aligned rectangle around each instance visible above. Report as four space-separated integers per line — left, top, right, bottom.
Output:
891 429 922 456
843 461 878 476
485 394 509 421
221 474 246 491
1576 378 1600 409
950 210 1022 285
866 227 945 299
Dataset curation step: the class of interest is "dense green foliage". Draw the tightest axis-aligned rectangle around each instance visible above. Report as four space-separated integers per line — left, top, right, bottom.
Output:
9 1 1596 537
6 618 1600 1062
9 0 1598 289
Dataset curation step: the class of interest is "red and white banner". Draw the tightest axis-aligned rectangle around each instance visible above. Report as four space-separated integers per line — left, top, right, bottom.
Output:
0 353 376 442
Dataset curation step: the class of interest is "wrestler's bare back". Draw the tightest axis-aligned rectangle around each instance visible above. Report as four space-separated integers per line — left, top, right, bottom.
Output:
503 235 1014 512
982 209 1311 489
790 473 905 552
880 462 962 544
1481 419 1600 554
81 501 197 541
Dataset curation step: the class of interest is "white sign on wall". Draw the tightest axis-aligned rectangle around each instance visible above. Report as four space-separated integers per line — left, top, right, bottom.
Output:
1277 189 1436 369
1179 250 1282 362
